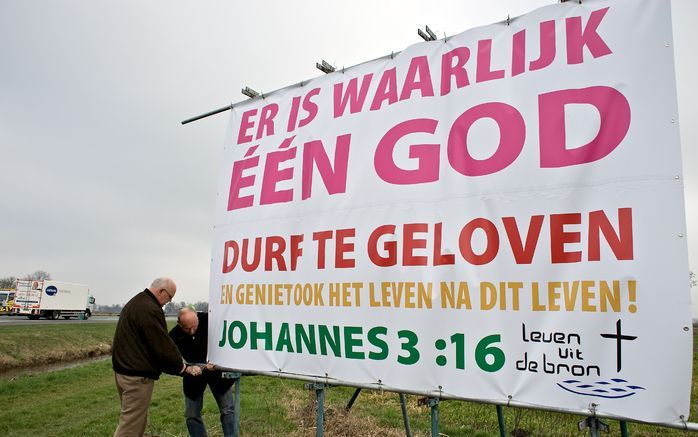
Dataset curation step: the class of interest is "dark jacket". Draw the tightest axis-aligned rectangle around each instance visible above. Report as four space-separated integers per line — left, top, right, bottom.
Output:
112 289 183 379
169 312 233 398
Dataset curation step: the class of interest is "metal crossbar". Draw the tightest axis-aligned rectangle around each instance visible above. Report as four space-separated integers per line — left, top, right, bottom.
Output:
218 368 698 433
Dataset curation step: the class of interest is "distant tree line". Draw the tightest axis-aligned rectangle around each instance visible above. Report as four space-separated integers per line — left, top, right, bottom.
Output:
96 303 126 314
96 300 209 315
0 270 52 289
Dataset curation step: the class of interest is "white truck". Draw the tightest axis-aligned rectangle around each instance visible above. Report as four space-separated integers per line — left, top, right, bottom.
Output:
12 279 95 320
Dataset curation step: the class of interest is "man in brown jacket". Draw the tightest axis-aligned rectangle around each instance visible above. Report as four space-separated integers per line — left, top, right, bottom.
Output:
112 277 201 437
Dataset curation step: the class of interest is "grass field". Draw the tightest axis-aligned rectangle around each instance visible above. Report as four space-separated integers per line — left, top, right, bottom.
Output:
0 322 113 370
0 321 696 436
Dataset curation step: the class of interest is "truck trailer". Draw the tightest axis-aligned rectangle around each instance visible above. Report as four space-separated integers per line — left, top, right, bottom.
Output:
12 279 95 319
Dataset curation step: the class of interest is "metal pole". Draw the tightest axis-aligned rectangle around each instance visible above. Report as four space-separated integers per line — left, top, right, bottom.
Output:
221 371 242 437
579 416 609 436
588 418 600 437
428 398 440 437
233 376 241 437
620 420 629 437
496 405 506 437
181 105 231 125
399 393 413 437
346 388 362 411
316 385 325 437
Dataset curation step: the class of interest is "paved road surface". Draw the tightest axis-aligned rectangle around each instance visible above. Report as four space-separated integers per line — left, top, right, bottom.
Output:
0 314 176 326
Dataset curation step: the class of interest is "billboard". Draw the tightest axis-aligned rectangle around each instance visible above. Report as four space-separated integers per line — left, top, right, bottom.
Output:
209 0 691 423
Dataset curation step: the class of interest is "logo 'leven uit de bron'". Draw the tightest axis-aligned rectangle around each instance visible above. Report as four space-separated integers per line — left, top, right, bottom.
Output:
45 285 58 296
557 320 643 399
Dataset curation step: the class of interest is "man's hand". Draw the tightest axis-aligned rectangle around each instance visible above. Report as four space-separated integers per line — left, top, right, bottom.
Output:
205 363 215 371
185 365 202 376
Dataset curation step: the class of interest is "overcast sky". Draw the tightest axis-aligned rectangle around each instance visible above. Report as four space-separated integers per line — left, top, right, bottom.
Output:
1 0 696 307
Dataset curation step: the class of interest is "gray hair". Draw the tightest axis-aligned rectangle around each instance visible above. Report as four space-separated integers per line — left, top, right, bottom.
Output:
150 277 170 290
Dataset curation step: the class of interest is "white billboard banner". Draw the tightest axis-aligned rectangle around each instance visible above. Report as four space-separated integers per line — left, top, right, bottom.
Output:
208 0 691 423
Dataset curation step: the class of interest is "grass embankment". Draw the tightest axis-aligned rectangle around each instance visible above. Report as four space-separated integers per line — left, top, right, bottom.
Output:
0 323 696 436
0 322 114 371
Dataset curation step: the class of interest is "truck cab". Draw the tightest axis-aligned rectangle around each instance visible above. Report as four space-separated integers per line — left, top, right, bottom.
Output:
0 290 15 312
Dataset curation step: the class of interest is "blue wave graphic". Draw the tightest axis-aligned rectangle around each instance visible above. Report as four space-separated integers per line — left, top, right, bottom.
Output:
557 379 645 399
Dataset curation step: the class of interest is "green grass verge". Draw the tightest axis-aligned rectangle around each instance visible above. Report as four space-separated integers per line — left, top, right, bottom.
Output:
0 322 695 436
0 322 115 370
0 360 299 437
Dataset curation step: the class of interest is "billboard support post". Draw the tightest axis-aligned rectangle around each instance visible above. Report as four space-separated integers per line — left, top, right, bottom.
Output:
579 416 610 437
305 383 329 437
428 398 440 437
316 384 326 437
398 393 413 437
620 420 629 437
233 376 241 437
496 405 507 437
221 372 242 437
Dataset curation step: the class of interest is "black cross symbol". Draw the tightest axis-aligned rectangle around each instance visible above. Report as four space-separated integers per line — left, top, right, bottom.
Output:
600 319 637 372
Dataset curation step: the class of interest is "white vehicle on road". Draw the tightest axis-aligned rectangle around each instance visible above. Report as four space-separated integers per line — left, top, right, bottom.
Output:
12 279 95 320
0 290 15 312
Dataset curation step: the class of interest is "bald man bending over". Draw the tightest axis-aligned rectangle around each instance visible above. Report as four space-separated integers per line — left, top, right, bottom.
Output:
112 277 201 437
170 307 235 437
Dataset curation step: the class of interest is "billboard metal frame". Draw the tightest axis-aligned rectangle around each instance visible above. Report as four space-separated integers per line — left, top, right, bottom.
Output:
218 367 698 435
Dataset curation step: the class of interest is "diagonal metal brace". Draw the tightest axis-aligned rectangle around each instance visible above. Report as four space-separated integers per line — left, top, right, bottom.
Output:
346 388 362 411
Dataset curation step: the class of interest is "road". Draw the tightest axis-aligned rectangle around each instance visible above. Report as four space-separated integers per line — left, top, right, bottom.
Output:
0 315 177 326
0 314 119 325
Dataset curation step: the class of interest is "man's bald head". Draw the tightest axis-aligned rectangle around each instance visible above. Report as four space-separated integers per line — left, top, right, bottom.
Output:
178 307 199 335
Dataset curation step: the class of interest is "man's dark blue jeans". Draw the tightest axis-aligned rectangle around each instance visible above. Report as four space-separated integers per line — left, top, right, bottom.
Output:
184 383 235 437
